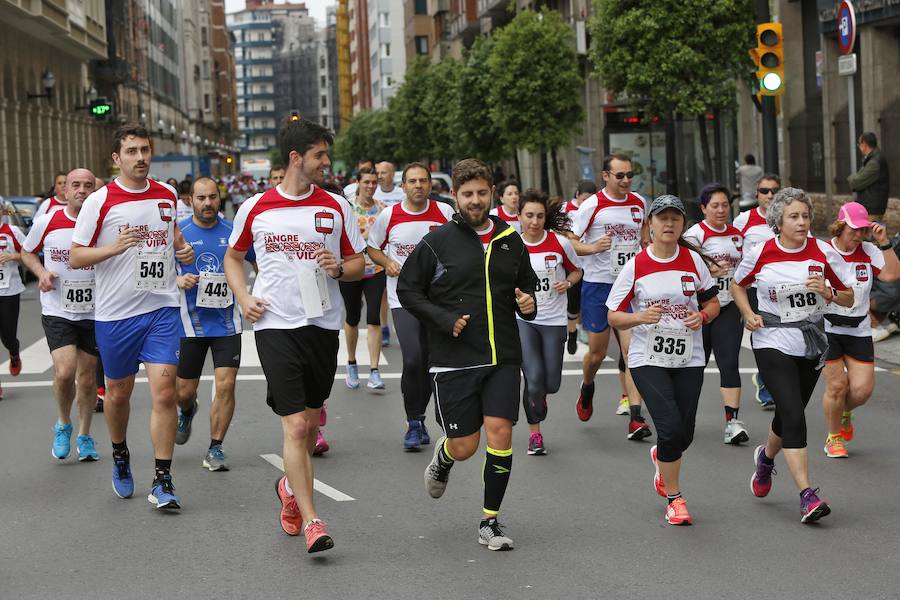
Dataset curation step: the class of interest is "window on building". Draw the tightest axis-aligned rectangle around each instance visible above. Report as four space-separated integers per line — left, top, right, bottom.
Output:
386 76 393 87
415 36 428 55
379 12 389 27
320 56 326 69
204 94 210 110
322 95 327 108
321 75 326 87
201 27 208 46
381 43 390 57
322 116 328 126
202 60 209 79
414 0 427 15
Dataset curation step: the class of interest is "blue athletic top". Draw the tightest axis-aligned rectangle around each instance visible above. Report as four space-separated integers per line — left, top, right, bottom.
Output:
178 216 256 337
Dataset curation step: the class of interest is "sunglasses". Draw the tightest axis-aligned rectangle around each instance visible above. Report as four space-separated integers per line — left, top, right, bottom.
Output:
757 187 780 195
607 171 635 180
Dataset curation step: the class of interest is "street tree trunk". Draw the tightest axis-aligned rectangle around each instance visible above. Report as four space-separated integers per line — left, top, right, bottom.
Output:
697 113 714 185
551 147 563 198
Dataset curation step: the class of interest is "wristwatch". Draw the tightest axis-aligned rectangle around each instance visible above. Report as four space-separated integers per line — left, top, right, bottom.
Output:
878 242 893 251
333 263 344 279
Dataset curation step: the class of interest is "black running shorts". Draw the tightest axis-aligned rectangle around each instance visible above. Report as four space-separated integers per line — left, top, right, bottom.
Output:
430 364 520 438
255 326 339 416
177 334 242 379
825 332 874 364
41 315 98 355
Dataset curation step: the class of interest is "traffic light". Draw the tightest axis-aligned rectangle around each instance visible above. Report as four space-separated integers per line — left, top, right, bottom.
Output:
750 23 784 96
226 155 233 165
290 111 300 122
89 97 113 120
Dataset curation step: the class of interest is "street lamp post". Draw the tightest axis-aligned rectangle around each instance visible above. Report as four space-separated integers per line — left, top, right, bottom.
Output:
27 68 56 103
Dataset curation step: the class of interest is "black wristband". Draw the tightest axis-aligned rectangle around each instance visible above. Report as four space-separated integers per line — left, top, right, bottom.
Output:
332 263 344 279
878 242 893 251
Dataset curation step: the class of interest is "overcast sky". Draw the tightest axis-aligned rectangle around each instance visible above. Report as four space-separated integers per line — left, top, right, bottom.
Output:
223 0 332 25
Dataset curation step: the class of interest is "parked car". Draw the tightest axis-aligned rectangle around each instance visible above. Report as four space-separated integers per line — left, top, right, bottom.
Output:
3 196 41 231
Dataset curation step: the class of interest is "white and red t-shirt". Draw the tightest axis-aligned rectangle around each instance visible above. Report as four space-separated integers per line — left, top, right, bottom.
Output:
606 246 714 368
733 207 774 254
23 209 95 320
34 196 68 221
563 199 582 228
521 231 581 327
0 223 25 296
373 186 406 205
571 188 647 284
734 237 848 357
825 239 885 337
71 178 180 322
367 199 455 309
229 184 366 331
683 221 744 306
489 205 522 234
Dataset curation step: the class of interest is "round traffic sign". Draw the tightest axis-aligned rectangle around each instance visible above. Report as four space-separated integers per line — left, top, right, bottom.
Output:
838 0 856 55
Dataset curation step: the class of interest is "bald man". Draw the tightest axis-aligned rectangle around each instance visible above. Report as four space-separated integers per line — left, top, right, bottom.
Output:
374 161 405 205
21 168 101 462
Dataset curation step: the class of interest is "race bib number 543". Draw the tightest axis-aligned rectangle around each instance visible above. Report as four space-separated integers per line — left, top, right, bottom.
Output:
134 250 170 290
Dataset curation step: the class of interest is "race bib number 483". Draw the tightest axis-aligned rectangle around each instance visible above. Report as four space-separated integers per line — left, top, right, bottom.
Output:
61 278 95 313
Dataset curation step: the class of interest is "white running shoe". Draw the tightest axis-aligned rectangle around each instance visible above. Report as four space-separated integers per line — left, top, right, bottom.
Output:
724 419 750 445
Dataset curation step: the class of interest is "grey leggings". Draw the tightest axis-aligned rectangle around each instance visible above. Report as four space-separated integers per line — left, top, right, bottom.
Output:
517 320 567 424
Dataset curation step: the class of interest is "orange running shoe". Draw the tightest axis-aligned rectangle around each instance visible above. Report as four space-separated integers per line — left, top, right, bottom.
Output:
275 476 302 536
840 412 854 442
665 497 693 526
9 355 22 376
824 435 848 459
304 519 334 553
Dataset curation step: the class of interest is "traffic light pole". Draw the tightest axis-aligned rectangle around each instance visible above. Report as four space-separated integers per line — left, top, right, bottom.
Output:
757 0 779 174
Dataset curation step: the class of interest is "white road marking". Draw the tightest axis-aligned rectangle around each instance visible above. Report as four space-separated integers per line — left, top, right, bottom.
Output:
259 453 355 502
2 363 889 389
0 337 53 374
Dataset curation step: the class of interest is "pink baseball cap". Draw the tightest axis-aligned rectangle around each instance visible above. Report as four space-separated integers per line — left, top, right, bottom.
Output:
837 201 870 229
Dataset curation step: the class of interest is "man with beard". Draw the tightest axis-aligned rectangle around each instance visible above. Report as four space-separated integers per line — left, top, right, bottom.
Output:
173 177 256 472
398 158 538 551
224 118 365 554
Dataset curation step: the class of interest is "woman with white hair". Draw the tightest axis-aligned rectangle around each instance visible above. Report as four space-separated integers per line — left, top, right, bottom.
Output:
731 187 853 524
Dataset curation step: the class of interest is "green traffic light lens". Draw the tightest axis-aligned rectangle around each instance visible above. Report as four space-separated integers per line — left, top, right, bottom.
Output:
762 72 782 91
759 29 779 46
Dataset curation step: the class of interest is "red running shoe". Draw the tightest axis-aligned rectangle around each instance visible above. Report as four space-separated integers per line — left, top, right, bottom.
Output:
304 519 334 553
650 445 666 497
665 497 693 526
627 417 652 441
313 430 329 456
576 383 594 422
750 445 776 498
9 355 22 376
275 476 302 536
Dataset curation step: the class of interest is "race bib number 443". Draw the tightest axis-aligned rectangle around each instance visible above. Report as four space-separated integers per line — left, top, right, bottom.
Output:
196 271 232 309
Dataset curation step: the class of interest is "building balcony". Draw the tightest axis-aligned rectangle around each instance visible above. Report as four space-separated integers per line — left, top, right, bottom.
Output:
477 0 509 18
240 127 278 135
237 75 275 83
428 0 449 15
237 92 275 100
228 21 272 30
239 111 275 118
234 39 273 48
236 57 274 66
1 0 107 60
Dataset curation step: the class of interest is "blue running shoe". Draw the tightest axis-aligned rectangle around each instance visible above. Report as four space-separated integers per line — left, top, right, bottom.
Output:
381 325 391 347
752 373 775 410
367 369 386 392
76 435 99 462
148 474 181 510
346 363 360 389
175 399 198 445
112 455 134 498
404 420 423 451
419 419 431 445
52 422 73 459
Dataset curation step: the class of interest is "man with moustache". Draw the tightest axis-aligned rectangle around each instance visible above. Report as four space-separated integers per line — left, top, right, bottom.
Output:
398 158 538 551
21 168 101 462
173 177 256 472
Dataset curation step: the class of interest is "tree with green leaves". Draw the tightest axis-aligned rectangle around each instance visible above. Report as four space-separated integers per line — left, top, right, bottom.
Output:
420 57 464 166
487 8 583 193
333 109 395 166
386 57 433 164
589 0 755 179
458 37 510 168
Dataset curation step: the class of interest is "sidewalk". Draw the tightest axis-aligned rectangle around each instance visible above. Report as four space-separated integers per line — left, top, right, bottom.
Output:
875 333 900 368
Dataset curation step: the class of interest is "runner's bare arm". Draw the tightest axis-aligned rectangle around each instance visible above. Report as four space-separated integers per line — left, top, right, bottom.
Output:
69 226 139 269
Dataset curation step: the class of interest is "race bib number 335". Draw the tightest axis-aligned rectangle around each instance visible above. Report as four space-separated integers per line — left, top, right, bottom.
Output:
645 325 693 368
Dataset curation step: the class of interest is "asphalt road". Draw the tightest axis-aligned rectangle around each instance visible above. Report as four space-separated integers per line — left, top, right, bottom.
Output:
1 283 898 600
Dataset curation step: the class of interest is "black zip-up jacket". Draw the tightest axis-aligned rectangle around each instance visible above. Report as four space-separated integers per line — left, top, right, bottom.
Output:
397 214 538 369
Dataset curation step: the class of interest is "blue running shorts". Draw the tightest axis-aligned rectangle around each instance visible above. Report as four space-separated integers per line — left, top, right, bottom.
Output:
96 307 182 379
580 281 613 334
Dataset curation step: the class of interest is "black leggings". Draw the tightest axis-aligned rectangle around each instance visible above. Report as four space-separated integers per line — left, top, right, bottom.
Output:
392 307 431 420
339 272 386 327
753 348 821 449
702 301 742 388
631 366 704 462
0 294 21 355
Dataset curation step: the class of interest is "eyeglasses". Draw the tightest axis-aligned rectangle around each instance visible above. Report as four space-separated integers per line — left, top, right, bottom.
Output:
757 187 780 195
608 171 634 180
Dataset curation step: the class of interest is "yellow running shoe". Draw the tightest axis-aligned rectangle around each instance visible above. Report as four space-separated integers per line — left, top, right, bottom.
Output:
616 396 630 416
